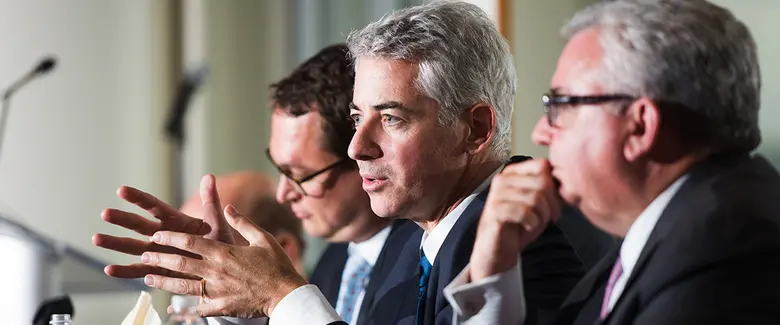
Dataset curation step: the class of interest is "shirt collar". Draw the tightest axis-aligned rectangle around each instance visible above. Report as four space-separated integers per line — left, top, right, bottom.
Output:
619 174 690 276
348 225 392 266
421 165 502 265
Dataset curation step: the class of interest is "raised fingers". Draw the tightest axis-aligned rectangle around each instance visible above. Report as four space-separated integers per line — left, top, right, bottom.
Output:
105 263 198 280
200 174 234 243
117 186 182 222
225 205 274 247
144 274 203 297
150 231 220 257
141 251 205 277
100 209 159 236
93 233 154 256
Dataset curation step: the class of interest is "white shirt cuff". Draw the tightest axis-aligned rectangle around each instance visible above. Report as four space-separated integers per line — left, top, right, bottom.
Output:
207 316 268 325
269 284 342 325
444 260 526 325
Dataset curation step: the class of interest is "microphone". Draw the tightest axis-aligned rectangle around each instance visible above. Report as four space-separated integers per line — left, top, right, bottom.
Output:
3 56 57 100
0 55 58 161
164 65 208 145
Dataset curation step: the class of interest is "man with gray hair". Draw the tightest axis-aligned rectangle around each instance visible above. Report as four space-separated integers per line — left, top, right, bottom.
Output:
448 0 780 324
344 1 584 324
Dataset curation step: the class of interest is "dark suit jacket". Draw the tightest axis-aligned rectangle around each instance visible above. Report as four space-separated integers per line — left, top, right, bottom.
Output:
310 242 350 307
556 204 618 270
556 153 780 325
310 219 419 323
360 156 586 325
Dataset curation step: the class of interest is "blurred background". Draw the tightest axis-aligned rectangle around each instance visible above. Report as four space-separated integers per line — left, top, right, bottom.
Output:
0 0 776 323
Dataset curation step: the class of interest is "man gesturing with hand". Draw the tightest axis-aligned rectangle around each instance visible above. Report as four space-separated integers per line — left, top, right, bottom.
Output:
143 204 307 319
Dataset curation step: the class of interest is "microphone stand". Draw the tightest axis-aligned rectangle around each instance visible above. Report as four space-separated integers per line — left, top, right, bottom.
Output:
0 57 57 163
165 66 207 208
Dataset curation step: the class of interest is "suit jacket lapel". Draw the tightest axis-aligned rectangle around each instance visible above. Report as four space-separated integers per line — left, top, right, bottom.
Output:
310 243 349 307
362 225 423 325
555 248 617 325
357 220 417 325
603 154 746 323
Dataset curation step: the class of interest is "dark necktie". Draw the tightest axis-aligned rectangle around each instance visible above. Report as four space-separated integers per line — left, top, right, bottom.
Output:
415 253 433 325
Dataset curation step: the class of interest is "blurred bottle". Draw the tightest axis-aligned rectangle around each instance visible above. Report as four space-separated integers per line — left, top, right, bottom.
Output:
49 314 72 325
165 295 206 325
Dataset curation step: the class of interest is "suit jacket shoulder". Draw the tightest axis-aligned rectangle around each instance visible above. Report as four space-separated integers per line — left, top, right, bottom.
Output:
599 154 780 324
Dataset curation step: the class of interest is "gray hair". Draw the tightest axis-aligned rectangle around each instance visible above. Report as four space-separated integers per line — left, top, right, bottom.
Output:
346 0 516 159
563 0 761 152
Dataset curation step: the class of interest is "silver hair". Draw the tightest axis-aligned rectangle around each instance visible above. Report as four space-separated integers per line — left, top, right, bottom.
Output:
346 0 516 159
563 0 761 152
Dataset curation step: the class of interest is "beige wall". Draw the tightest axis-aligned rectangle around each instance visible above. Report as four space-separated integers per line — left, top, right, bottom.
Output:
0 0 177 323
508 0 600 157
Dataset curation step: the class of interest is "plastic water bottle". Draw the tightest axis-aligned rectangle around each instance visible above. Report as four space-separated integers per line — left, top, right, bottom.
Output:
49 314 72 325
165 295 206 325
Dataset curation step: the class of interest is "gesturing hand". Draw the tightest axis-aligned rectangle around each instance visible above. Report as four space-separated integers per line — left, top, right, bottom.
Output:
141 205 307 318
470 159 562 281
93 174 235 279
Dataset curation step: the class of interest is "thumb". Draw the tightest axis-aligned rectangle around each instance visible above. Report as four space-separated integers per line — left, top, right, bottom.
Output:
224 205 273 247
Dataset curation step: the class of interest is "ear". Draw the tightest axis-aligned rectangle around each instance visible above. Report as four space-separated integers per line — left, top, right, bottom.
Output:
623 98 661 162
274 231 302 265
461 103 496 155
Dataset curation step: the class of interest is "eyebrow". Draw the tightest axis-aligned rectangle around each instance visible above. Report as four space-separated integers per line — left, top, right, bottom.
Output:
350 101 414 112
549 87 573 95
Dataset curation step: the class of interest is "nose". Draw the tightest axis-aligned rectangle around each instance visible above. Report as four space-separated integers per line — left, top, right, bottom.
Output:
276 175 301 203
531 116 553 147
348 120 383 161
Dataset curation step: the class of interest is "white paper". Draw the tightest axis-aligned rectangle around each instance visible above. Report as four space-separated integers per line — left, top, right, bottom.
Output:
121 291 162 325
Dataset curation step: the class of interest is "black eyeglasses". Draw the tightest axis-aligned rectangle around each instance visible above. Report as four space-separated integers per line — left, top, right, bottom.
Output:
265 149 352 196
542 92 635 127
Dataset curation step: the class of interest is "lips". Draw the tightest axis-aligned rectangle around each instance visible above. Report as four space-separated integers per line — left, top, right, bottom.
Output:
360 174 388 192
291 208 311 220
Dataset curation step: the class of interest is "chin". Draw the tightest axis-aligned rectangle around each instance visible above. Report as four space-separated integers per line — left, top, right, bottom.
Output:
301 220 329 238
368 196 402 219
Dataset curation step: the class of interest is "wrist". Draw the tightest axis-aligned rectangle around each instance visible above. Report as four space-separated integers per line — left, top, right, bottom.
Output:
470 221 521 281
265 274 308 317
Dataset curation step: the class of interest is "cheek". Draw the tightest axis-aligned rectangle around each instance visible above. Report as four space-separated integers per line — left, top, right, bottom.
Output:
551 126 616 185
388 129 458 184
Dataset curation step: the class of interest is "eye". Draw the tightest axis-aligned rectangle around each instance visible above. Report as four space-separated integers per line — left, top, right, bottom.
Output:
350 114 362 128
382 114 401 126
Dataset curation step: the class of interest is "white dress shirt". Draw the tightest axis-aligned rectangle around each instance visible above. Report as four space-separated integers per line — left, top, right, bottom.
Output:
604 174 689 313
421 166 502 264
207 225 392 325
444 174 690 324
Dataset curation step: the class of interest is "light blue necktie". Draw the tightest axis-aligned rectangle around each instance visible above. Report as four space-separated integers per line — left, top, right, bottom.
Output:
415 253 432 325
336 255 372 324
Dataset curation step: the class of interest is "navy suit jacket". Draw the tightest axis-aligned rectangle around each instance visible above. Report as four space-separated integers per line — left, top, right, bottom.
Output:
310 219 419 324
556 154 780 325
310 242 349 307
359 156 586 325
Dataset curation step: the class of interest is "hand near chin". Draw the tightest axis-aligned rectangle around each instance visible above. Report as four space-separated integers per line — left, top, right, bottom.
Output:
470 159 561 281
143 205 307 318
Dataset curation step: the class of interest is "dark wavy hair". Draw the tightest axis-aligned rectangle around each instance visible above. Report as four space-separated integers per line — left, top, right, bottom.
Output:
269 44 355 158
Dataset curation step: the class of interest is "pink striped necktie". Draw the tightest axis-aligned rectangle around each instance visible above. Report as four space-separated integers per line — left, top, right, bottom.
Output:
600 255 623 319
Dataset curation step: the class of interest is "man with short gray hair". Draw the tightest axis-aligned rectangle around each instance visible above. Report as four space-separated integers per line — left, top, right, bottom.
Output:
345 1 584 325
449 0 780 324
